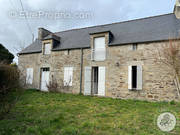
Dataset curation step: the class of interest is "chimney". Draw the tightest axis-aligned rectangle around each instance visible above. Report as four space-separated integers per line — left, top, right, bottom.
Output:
38 28 52 40
174 0 180 19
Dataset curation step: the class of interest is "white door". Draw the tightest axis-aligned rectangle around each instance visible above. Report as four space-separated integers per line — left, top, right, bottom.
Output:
128 66 132 90
41 68 50 91
137 65 142 90
98 67 105 96
84 67 91 95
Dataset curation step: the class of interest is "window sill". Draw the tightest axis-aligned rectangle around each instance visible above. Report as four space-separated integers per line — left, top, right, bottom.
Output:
63 85 72 87
129 88 142 91
91 59 106 62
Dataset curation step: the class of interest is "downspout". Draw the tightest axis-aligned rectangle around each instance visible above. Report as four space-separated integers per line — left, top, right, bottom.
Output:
80 48 83 94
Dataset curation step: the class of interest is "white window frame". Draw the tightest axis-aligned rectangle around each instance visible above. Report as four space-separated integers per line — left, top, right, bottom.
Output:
26 68 33 84
64 67 73 86
92 36 106 61
44 43 51 55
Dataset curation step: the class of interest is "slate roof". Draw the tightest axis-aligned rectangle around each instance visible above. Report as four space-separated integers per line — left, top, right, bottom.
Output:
43 34 60 41
19 39 42 54
19 13 180 54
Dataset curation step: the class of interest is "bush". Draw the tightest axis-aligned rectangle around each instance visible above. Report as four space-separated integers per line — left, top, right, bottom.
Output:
47 76 70 93
47 75 58 92
0 63 20 94
0 63 23 120
170 100 176 105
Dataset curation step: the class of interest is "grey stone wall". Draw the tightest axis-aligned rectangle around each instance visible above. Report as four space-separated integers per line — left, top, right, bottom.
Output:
18 39 179 101
19 49 81 94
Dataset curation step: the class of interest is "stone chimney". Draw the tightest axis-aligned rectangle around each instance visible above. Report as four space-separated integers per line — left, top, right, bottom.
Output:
38 28 52 40
174 0 180 19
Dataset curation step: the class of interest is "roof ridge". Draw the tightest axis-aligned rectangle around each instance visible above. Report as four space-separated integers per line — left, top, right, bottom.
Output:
54 13 174 34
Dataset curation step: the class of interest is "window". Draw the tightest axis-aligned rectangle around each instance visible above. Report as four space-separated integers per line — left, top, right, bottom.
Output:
44 43 51 54
26 68 33 84
132 66 137 89
92 37 106 61
64 50 70 55
64 67 73 86
132 43 138 51
42 67 50 71
128 65 142 90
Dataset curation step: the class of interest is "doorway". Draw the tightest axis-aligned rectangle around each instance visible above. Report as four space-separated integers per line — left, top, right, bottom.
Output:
92 67 98 95
84 66 105 96
40 67 50 91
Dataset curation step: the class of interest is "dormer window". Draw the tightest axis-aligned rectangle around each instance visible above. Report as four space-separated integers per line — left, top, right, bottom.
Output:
90 31 112 61
92 36 106 61
44 43 51 55
41 33 60 55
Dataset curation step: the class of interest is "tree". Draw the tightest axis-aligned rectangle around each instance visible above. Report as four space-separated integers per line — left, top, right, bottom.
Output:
0 44 14 64
155 39 180 96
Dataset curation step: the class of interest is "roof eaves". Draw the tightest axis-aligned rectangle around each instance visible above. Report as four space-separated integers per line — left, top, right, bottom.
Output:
18 51 42 55
52 46 90 51
89 30 112 35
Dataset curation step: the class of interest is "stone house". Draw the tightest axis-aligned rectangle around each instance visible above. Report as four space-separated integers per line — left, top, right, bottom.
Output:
18 3 180 101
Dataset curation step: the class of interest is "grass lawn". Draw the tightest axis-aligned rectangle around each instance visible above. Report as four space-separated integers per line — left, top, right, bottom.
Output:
0 90 180 135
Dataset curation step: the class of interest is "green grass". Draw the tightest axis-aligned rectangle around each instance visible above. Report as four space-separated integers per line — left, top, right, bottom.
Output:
0 90 180 135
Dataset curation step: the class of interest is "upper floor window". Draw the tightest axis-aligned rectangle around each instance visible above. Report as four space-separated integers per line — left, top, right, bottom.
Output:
132 43 138 51
44 43 51 55
92 37 106 61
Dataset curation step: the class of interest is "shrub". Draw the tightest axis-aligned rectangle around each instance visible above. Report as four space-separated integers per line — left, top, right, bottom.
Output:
47 76 71 93
0 63 23 120
47 75 58 92
170 100 176 105
0 63 20 94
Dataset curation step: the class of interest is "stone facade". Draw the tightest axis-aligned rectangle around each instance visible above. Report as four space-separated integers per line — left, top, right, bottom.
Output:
18 35 179 101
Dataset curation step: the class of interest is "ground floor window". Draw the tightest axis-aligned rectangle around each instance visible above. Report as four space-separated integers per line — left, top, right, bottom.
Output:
64 67 73 86
132 66 137 89
26 68 33 84
128 65 142 90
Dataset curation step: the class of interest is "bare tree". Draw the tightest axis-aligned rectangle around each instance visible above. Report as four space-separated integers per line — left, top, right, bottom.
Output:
46 74 72 93
155 39 180 96
46 75 58 92
13 40 27 55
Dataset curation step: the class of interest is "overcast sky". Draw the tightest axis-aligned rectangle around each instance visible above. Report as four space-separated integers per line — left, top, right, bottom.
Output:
0 0 176 63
